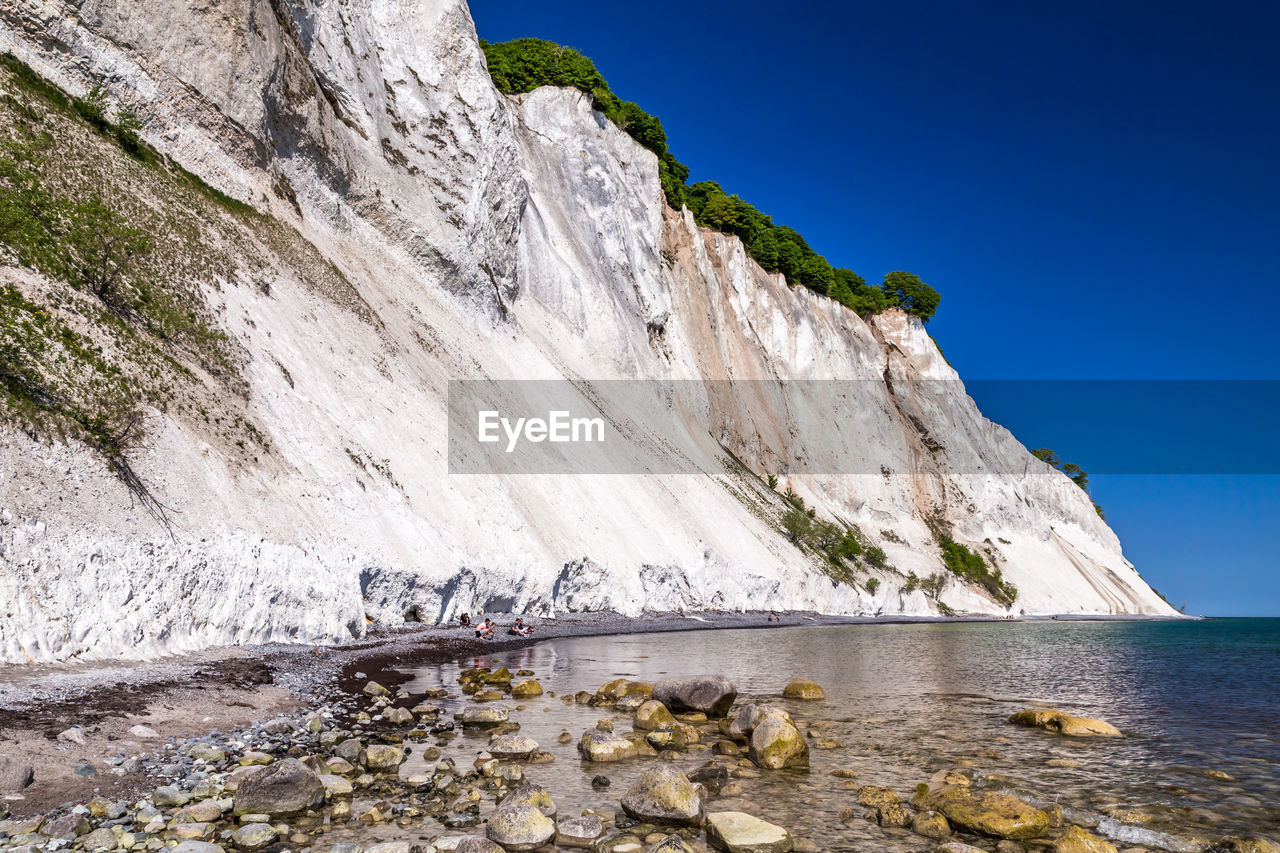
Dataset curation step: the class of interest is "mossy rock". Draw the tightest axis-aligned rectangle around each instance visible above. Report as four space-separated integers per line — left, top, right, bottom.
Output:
782 679 825 701
1008 709 1121 738
920 786 1050 841
1054 826 1118 853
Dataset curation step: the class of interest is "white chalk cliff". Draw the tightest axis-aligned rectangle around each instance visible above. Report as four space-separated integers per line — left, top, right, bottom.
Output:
0 0 1175 663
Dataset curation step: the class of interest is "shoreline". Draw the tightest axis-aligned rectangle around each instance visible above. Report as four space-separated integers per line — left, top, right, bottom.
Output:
0 610 1188 816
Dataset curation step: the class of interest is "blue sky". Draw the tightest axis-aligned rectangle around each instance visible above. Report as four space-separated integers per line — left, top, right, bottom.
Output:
469 1 1280 615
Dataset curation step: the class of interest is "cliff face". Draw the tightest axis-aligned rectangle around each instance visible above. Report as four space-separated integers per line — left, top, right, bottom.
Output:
0 0 1173 662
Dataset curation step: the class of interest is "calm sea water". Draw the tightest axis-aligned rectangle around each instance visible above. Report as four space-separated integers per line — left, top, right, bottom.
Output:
391 619 1280 852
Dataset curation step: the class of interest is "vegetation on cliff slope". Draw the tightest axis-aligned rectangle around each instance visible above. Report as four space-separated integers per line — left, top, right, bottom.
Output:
481 38 941 322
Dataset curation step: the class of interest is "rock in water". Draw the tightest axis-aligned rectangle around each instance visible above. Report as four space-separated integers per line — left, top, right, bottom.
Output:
653 676 738 717
917 787 1051 840
1008 709 1122 737
364 744 405 771
488 734 540 760
706 811 794 853
232 757 325 816
621 765 706 826
1055 826 1119 853
749 711 809 769
487 802 556 851
231 823 279 850
462 706 510 727
913 810 952 839
556 815 605 848
501 782 556 818
511 679 543 698
1212 839 1280 853
579 730 640 761
647 837 698 853
782 679 825 701
634 700 678 731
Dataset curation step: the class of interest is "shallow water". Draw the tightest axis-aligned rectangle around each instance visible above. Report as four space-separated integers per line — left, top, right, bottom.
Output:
390 619 1280 851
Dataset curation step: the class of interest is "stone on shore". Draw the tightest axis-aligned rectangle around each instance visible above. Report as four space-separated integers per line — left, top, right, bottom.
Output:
647 723 700 752
79 828 119 852
556 814 605 848
621 765 706 826
231 823 279 850
455 837 505 853
1055 826 1119 853
782 679 825 701
364 744 404 772
0 756 34 793
647 837 697 853
913 811 953 839
653 675 737 717
232 757 325 817
487 802 556 851
363 680 390 697
1008 709 1121 738
706 811 794 853
749 710 808 769
511 679 543 699
579 730 640 762
634 700 678 731
918 786 1051 840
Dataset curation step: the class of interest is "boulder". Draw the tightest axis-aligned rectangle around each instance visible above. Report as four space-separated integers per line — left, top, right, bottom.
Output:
232 757 325 817
461 706 509 728
500 782 556 818
486 802 556 851
621 765 706 826
1055 826 1118 853
727 704 758 740
918 786 1050 841
556 815 604 848
706 811 794 853
384 707 414 724
647 724 700 752
363 680 390 697
857 786 900 808
689 761 731 794
0 756 34 793
653 676 737 717
634 700 678 731
878 804 913 828
579 730 640 762
1008 709 1121 738
782 679 825 701
749 713 808 769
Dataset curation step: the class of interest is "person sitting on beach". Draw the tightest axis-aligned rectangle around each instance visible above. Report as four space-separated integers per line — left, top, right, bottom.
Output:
508 617 535 637
459 612 471 628
475 618 494 639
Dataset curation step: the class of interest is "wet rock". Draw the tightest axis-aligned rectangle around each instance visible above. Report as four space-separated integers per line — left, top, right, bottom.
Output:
857 786 900 807
917 786 1050 840
320 773 354 797
630 700 676 732
689 761 731 795
621 765 706 826
878 804 913 828
782 679 825 701
1212 839 1280 853
830 768 857 779
1055 826 1119 853
997 841 1027 853
384 706 414 725
938 844 987 853
1008 709 1121 738
579 730 640 762
488 734 539 760
593 679 655 706
169 843 223 853
557 814 605 848
706 811 793 853
232 756 325 817
484 666 514 686
727 704 758 740
461 706 509 728
455 837 505 853
501 782 557 818
713 741 740 756
511 679 543 699
913 810 952 839
365 744 404 772
367 844 415 853
557 732 574 744
647 836 697 853
0 756 34 793
334 738 364 765
749 711 808 769
487 802 556 851
647 724 700 752
363 680 391 697
593 775 612 788
231 823 279 850
653 676 737 717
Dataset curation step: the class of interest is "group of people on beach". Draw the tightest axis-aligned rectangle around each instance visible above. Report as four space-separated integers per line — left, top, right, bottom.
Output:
457 613 535 639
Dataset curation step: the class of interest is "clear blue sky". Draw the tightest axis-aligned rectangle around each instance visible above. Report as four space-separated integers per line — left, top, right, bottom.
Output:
469 1 1280 615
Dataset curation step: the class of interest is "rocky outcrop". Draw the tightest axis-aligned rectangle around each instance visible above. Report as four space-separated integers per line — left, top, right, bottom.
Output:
0 0 1176 663
1009 709 1122 737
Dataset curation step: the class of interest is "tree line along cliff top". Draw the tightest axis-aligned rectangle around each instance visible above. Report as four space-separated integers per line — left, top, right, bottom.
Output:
481 37 941 323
